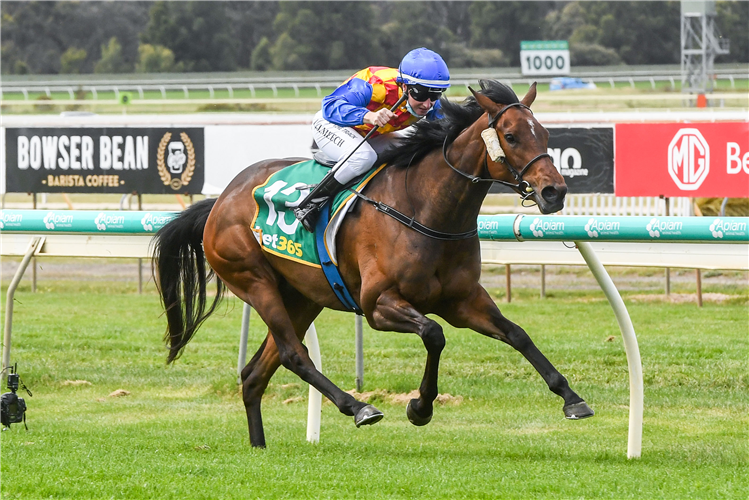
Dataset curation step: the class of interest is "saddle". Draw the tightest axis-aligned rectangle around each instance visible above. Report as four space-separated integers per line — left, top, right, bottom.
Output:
251 159 383 267
251 159 384 313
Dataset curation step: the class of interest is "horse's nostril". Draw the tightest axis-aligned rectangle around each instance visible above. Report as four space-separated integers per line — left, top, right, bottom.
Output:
541 186 564 204
540 185 568 204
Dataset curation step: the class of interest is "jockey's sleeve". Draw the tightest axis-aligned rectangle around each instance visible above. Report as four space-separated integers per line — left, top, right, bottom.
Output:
322 78 374 127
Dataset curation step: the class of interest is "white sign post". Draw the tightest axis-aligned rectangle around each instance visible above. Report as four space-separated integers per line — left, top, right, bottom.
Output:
520 41 570 76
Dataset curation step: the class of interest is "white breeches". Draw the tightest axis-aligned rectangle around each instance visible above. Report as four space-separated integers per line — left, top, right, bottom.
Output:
311 110 410 185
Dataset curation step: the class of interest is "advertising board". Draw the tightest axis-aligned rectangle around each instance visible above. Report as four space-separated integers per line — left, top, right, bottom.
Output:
615 122 749 197
491 126 614 194
4 127 205 194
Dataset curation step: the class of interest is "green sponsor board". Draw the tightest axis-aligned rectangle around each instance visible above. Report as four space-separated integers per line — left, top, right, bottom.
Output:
476 215 518 240
0 210 177 233
477 215 749 242
5 210 744 243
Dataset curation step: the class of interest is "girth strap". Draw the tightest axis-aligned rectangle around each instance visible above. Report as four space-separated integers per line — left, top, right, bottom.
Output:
314 203 363 314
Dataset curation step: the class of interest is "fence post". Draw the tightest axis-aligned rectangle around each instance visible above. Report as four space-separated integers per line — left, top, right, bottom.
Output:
237 303 251 384
306 323 322 443
355 315 364 392
540 264 546 299
576 241 643 459
3 237 45 375
505 264 511 303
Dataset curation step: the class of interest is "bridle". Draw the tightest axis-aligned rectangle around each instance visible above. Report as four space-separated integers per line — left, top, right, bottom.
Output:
344 103 553 241
442 102 553 203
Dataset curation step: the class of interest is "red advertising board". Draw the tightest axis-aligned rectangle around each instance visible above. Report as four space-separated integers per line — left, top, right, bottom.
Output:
615 122 749 197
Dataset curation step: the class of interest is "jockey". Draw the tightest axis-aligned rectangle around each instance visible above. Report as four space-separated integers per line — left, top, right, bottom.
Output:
294 47 451 232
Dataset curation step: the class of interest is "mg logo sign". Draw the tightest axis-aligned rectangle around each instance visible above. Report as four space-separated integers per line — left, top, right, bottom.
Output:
668 128 710 190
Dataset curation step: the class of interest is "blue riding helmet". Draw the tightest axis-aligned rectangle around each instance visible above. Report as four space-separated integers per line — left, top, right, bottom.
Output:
397 48 451 89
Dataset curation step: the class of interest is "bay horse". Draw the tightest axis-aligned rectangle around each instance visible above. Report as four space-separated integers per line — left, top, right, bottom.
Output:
153 80 594 448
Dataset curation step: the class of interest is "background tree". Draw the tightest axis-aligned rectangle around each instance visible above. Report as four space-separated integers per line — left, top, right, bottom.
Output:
94 37 130 74
1 1 148 74
135 43 178 73
469 1 557 66
2 2 68 74
60 47 87 74
225 1 279 70
250 36 272 71
0 1 746 75
141 1 238 72
586 1 680 65
268 2 378 71
378 2 457 67
716 0 749 64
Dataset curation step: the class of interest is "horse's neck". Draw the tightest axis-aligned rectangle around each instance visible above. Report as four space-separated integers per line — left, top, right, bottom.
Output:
403 120 490 232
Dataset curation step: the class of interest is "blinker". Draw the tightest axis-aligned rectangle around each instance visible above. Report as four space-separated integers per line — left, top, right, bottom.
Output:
480 128 505 162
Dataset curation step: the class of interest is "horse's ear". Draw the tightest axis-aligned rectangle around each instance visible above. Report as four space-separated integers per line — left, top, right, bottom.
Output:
469 86 500 115
521 82 538 108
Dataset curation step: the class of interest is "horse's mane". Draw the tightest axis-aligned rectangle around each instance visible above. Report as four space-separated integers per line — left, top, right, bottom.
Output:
380 79 520 169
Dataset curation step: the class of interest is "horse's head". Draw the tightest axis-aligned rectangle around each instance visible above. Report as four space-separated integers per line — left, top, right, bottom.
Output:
470 81 566 214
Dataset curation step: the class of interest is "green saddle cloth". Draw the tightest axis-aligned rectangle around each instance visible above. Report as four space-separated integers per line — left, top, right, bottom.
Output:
250 160 383 267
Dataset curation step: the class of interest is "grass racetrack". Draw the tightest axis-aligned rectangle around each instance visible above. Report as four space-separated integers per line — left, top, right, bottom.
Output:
1 273 747 499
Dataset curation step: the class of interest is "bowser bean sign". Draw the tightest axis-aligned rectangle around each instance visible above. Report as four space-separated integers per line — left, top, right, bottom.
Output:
4 127 205 194
615 122 749 197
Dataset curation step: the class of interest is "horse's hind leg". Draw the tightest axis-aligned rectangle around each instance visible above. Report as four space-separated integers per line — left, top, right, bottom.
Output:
367 289 446 426
445 286 594 420
240 285 321 448
241 283 330 447
237 278 381 443
241 335 278 448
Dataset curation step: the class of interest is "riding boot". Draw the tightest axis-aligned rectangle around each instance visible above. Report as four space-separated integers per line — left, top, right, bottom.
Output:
294 171 344 232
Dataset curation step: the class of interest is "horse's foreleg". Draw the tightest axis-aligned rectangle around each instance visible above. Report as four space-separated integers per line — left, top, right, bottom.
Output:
444 286 594 420
368 289 446 426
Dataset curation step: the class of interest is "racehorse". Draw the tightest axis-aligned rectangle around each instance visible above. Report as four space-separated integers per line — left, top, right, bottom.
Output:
153 80 594 448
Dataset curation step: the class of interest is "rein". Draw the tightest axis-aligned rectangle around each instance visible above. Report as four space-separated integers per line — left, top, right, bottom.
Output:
345 187 478 241
341 103 552 241
442 102 552 202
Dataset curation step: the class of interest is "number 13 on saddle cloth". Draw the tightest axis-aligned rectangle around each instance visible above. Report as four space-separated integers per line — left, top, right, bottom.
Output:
251 159 383 267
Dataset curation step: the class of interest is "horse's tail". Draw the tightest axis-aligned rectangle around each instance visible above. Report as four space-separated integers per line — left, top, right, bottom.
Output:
152 198 226 364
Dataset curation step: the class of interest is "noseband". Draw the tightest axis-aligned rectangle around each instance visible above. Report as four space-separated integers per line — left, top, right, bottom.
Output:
442 102 553 202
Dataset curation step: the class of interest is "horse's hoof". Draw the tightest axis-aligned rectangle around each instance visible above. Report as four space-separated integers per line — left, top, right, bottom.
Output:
406 399 432 426
564 401 595 420
354 404 384 428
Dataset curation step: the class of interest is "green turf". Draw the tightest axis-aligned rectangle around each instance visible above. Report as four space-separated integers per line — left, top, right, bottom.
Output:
0 281 747 499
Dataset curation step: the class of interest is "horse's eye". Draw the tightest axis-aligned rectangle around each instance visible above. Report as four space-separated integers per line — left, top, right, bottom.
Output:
504 134 516 144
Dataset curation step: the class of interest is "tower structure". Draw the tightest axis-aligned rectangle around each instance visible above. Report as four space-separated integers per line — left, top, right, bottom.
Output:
681 0 730 93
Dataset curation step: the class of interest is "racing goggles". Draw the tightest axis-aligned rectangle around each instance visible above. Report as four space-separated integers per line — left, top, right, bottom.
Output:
408 84 445 102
